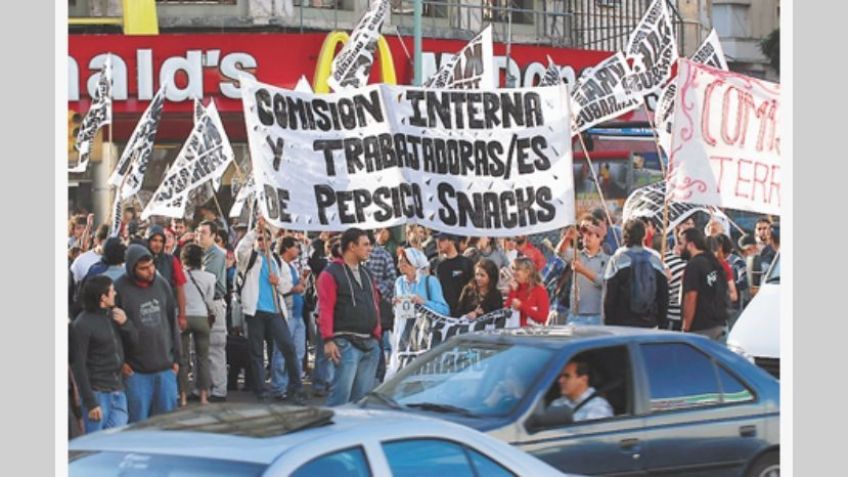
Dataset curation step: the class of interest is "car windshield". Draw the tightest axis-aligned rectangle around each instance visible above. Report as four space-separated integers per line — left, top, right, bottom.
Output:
376 340 556 417
69 451 266 477
765 255 780 284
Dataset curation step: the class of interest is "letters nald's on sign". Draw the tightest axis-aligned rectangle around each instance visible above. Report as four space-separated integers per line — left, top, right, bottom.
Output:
667 59 781 215
241 77 576 236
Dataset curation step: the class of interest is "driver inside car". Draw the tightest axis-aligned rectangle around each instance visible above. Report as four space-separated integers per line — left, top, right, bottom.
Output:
549 360 613 422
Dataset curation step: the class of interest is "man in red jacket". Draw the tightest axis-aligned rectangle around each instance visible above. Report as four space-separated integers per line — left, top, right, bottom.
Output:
317 228 382 406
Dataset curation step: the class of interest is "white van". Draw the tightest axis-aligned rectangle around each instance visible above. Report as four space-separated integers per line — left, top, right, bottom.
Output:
727 254 780 378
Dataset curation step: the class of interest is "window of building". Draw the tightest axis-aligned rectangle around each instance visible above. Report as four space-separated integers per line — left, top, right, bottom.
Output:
157 0 238 4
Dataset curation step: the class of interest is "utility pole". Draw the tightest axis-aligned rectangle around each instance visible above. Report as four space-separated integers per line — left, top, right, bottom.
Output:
413 0 423 86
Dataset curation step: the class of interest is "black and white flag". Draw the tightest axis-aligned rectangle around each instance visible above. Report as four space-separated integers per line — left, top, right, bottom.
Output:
327 0 389 92
109 85 166 199
538 56 562 87
622 180 727 233
622 0 678 96
387 305 519 378
655 29 728 155
71 55 112 173
571 52 641 134
423 26 494 90
229 175 255 219
141 101 234 219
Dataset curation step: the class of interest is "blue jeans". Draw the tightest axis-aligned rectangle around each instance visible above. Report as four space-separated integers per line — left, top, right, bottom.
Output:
125 369 178 423
326 336 380 407
312 325 334 393
271 311 306 396
246 311 302 398
82 390 128 433
568 314 602 326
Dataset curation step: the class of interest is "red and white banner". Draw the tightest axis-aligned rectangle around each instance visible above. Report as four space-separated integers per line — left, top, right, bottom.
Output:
667 59 781 215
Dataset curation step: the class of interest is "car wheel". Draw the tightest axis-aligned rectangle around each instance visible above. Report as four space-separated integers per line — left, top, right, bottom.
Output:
747 451 779 477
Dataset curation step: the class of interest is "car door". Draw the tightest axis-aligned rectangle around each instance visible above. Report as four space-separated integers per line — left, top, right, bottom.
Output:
634 341 771 476
513 343 648 476
380 438 518 477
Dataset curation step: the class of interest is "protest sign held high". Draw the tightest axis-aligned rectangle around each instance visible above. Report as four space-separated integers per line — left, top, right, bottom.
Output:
655 29 728 155
142 101 235 219
423 26 495 90
241 77 575 236
109 85 166 200
667 59 781 215
570 52 641 134
623 0 678 96
327 0 389 92
72 55 112 173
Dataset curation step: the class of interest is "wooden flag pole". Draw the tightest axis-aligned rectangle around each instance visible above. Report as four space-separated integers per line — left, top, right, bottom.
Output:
572 232 580 316
576 132 620 248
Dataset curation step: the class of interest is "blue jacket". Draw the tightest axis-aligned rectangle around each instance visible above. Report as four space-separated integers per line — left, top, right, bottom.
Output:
394 274 450 316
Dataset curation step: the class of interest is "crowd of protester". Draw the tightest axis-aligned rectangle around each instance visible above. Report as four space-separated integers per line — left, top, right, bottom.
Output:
67 203 779 438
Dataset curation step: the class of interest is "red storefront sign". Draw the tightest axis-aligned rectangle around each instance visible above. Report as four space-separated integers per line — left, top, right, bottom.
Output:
69 33 613 141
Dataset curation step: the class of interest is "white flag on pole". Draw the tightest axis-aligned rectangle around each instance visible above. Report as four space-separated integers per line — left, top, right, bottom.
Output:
109 85 166 199
623 0 679 96
423 26 495 90
142 102 235 219
71 55 113 173
327 0 389 92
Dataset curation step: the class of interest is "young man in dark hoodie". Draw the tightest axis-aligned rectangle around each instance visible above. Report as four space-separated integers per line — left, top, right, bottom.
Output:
114 244 182 422
602 219 669 329
147 225 187 333
317 228 382 407
71 275 138 433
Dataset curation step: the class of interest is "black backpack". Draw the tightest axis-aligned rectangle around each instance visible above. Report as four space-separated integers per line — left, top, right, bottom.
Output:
626 250 658 316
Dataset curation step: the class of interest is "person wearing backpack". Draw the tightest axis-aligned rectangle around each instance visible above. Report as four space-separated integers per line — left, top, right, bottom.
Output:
602 219 669 329
679 228 730 341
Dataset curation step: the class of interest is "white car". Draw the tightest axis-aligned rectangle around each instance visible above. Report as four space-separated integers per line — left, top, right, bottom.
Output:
69 404 574 477
728 254 780 378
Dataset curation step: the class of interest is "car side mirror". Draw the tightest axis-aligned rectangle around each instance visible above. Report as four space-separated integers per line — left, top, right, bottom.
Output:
524 402 574 434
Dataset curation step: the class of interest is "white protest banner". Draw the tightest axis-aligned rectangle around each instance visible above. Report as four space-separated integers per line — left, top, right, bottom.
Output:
327 0 389 92
656 29 728 154
109 85 166 199
538 56 562 87
623 0 678 96
571 52 641 134
666 59 781 215
386 305 519 378
71 55 112 173
142 102 235 219
423 26 495 90
241 77 575 236
109 193 123 237
192 98 223 194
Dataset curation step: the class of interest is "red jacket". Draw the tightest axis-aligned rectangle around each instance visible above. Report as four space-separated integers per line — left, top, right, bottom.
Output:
519 242 547 273
317 258 382 340
505 283 549 327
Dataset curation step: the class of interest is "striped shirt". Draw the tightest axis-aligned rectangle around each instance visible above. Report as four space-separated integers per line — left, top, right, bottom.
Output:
365 244 397 302
665 251 687 322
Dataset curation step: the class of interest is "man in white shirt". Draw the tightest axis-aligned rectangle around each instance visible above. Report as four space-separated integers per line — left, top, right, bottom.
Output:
70 224 109 285
550 360 613 422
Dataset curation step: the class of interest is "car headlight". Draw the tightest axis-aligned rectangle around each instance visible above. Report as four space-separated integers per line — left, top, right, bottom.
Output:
727 341 755 363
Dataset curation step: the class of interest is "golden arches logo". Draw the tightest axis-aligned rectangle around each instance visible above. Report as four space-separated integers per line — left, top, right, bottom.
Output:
313 31 397 93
